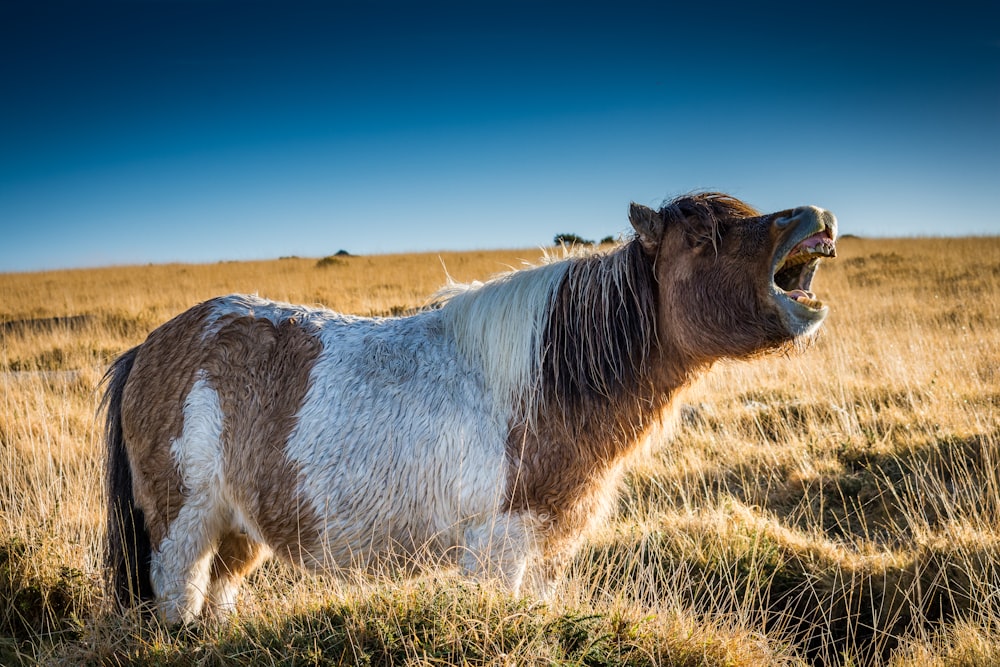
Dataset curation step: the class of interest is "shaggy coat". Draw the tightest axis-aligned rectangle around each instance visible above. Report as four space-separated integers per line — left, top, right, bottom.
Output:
104 193 837 623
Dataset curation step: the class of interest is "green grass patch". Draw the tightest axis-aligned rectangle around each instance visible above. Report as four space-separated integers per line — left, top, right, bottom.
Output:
0 536 97 663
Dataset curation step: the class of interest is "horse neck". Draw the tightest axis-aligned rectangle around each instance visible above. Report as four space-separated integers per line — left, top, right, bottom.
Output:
529 240 700 450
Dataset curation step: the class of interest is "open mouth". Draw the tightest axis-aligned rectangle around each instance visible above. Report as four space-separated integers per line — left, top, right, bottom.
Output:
772 230 837 312
768 206 838 343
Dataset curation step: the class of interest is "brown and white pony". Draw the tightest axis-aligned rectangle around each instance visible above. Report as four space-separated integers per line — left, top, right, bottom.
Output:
103 193 837 623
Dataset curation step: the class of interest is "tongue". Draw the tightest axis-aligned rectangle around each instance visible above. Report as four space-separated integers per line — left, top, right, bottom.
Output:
787 289 822 307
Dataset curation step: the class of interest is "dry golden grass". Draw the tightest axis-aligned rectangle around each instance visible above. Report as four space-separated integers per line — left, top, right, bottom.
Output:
1 236 998 665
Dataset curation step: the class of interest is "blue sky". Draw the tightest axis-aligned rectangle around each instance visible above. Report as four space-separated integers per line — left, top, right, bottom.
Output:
1 0 997 272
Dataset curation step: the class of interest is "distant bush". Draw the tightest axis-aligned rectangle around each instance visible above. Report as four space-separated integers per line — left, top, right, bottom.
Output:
599 235 616 245
316 250 356 268
554 233 594 247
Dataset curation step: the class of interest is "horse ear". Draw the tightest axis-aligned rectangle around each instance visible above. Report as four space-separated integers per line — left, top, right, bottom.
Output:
629 203 663 253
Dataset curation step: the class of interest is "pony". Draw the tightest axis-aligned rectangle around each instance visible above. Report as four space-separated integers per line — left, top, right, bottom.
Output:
103 192 837 623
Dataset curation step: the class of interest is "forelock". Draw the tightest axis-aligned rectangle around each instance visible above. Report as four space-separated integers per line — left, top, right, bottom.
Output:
659 192 760 228
658 192 761 251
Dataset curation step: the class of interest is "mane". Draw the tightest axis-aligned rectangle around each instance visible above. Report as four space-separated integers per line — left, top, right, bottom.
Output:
437 239 658 420
540 239 657 408
436 259 573 418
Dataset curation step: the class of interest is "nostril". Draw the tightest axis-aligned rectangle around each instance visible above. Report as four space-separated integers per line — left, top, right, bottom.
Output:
774 209 803 228
820 209 837 234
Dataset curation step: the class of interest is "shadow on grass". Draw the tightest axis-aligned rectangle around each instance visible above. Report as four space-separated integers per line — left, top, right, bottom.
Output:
66 580 806 667
0 537 96 665
579 507 1000 666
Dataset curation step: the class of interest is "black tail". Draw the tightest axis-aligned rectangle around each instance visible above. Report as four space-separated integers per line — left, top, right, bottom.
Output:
101 347 155 607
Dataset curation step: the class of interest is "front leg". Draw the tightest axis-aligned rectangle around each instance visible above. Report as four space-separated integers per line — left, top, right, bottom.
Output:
521 550 572 600
461 511 543 593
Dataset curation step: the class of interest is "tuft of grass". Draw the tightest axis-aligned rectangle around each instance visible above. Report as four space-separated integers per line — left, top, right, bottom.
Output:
578 499 1000 665
0 536 98 660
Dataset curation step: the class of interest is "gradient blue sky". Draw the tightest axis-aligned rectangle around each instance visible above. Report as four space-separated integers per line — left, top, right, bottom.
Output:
2 0 997 272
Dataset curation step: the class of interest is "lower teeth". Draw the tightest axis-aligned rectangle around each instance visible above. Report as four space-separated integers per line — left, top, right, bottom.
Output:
795 295 822 308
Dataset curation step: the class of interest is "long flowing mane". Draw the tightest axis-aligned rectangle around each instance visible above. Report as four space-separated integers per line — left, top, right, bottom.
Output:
436 238 658 422
436 192 760 422
435 260 571 417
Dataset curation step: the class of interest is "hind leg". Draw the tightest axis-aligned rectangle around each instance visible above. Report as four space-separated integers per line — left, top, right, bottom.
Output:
146 377 231 624
150 500 226 625
204 531 270 620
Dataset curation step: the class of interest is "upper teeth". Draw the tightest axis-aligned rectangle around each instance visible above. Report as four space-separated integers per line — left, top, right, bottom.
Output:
780 238 835 269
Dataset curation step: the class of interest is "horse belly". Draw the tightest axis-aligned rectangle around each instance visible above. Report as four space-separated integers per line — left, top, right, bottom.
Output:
282 412 509 571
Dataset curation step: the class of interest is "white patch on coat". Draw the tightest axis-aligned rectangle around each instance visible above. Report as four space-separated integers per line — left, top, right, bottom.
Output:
283 307 514 574
152 376 227 624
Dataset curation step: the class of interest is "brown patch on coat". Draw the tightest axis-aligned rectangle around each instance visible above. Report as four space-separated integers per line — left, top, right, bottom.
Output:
506 372 686 567
210 531 269 588
120 300 218 546
201 315 323 563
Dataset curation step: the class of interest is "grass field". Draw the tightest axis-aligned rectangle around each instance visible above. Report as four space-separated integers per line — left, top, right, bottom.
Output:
1 237 998 665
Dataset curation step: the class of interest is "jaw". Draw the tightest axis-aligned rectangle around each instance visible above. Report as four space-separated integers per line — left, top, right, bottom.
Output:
771 268 828 337
769 207 837 338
